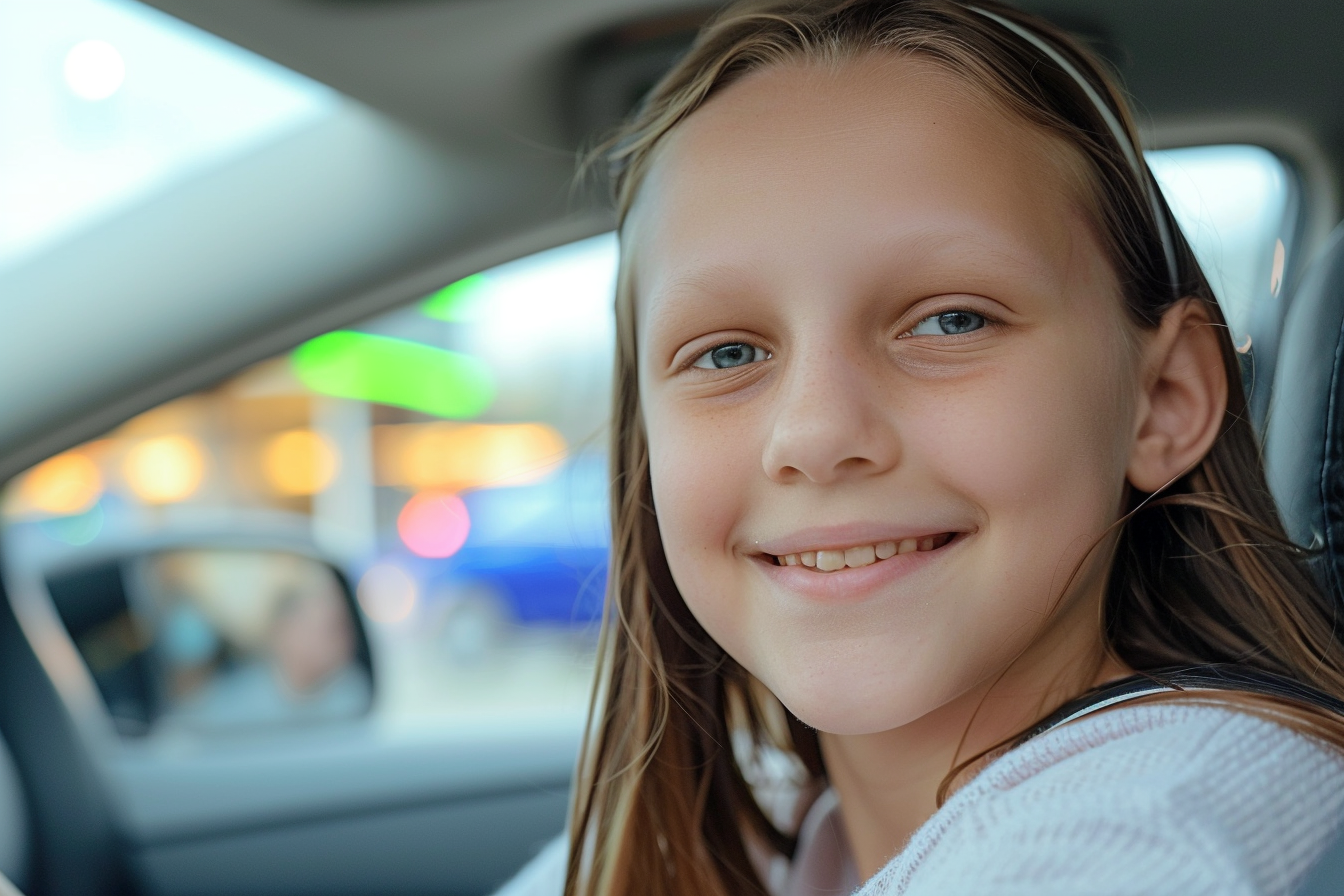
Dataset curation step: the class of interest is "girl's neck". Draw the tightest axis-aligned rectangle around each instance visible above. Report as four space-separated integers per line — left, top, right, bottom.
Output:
818 643 1130 879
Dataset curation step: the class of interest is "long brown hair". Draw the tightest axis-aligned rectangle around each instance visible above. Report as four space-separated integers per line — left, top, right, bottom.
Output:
566 2 1344 894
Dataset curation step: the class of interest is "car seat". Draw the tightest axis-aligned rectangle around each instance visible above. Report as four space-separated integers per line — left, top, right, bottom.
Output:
1263 222 1344 894
1266 224 1344 578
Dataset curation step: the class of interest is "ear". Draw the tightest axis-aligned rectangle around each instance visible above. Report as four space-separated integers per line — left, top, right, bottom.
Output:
1127 299 1230 493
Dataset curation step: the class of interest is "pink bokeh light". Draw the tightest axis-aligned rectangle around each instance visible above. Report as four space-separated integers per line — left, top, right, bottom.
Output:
397 491 471 558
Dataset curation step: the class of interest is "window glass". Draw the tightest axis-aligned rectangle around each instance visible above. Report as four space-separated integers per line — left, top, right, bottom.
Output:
0 0 335 271
1147 145 1294 347
2 234 617 736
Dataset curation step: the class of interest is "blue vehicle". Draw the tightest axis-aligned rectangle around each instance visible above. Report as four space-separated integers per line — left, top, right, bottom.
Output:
432 544 607 628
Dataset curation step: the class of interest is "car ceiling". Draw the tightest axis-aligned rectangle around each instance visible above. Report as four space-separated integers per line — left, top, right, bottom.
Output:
3 0 1343 481
142 0 1344 162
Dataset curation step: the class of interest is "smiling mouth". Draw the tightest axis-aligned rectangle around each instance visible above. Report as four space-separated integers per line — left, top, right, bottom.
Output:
768 532 957 572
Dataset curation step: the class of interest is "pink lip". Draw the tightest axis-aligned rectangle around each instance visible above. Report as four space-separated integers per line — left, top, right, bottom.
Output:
752 523 969 557
751 531 967 603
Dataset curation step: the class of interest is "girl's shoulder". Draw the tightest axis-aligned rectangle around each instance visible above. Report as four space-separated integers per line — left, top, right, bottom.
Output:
868 701 1344 896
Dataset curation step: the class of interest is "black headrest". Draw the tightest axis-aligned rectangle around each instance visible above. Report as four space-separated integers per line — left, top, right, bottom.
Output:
1265 224 1344 596
1264 223 1344 894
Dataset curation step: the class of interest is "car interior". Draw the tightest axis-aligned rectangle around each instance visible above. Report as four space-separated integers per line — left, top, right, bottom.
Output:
3 0 1344 894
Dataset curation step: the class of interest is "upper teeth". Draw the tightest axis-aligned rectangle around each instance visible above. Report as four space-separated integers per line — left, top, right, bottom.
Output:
778 536 943 571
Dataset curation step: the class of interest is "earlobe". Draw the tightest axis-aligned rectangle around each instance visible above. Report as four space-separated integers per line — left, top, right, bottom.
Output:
1126 299 1230 493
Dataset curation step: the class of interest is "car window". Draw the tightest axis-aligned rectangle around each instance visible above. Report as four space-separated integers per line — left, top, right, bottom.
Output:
0 0 335 272
0 144 1293 739
1147 144 1295 351
3 234 616 737
1147 144 1296 433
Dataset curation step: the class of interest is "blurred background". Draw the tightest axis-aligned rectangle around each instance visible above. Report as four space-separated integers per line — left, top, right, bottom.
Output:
2 223 617 736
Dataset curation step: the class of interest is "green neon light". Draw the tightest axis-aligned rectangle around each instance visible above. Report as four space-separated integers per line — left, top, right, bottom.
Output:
292 331 493 419
421 273 491 322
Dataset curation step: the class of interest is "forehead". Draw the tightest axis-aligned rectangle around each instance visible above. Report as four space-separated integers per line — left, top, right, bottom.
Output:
627 54 1094 312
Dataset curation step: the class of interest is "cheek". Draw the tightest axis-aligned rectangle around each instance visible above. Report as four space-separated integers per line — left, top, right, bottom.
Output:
920 325 1134 568
644 389 775 668
645 396 761 573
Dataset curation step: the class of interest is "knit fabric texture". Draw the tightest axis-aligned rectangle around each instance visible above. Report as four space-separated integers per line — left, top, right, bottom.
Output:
863 702 1344 895
495 702 1344 896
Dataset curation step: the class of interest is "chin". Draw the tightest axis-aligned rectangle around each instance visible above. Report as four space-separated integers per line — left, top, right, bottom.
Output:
765 671 928 736
792 707 903 736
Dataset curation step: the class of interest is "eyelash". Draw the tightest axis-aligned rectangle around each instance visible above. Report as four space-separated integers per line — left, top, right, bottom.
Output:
689 342 772 370
682 306 996 371
898 308 992 339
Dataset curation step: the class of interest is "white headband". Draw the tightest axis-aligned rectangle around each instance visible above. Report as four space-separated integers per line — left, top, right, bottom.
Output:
969 6 1181 299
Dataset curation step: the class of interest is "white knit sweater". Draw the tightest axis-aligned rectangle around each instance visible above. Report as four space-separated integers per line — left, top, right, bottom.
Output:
495 702 1344 896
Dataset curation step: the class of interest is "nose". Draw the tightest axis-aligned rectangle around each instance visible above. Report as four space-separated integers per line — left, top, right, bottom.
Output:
761 343 902 485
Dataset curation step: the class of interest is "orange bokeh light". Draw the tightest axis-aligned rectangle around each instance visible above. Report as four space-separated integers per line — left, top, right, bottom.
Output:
16 452 103 516
262 429 339 496
123 435 206 504
375 423 565 491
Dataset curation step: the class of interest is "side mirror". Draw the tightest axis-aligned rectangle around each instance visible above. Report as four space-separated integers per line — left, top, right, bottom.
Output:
44 547 372 737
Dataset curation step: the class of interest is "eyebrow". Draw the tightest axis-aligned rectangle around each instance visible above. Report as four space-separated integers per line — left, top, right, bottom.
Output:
639 259 765 329
885 227 1060 286
640 225 1059 323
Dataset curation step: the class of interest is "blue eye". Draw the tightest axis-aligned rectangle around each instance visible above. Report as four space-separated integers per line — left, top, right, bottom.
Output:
908 310 986 336
691 343 770 369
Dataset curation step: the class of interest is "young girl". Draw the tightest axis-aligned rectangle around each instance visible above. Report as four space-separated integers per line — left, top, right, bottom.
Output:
500 1 1344 893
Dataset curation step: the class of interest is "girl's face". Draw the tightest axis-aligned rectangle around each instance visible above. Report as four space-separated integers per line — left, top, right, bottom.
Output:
632 56 1142 736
